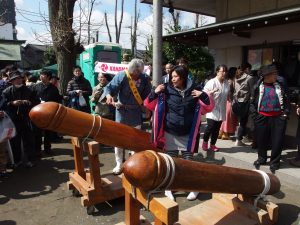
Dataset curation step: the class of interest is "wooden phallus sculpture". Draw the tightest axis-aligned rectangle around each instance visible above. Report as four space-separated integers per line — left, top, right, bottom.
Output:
30 102 280 196
29 102 160 152
123 150 280 195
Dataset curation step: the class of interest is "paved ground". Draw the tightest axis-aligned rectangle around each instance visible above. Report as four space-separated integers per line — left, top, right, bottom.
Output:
0 135 300 225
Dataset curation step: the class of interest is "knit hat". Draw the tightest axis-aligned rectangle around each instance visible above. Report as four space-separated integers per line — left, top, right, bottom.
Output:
260 64 277 76
8 71 22 82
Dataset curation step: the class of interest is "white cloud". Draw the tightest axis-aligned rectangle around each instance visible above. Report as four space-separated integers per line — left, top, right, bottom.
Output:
16 25 51 45
14 0 24 7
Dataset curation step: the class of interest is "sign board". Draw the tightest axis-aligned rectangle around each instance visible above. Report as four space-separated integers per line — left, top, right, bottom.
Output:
95 62 150 75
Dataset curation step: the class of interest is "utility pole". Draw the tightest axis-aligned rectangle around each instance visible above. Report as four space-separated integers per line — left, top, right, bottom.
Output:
152 0 163 86
133 0 138 58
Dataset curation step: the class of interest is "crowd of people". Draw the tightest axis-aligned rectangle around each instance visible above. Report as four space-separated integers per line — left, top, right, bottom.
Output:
1 58 300 204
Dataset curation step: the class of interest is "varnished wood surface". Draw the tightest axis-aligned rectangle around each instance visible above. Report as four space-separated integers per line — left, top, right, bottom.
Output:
123 151 281 196
29 102 161 152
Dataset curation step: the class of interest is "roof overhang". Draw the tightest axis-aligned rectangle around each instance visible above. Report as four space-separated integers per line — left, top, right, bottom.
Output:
140 0 216 16
163 7 300 46
0 40 26 61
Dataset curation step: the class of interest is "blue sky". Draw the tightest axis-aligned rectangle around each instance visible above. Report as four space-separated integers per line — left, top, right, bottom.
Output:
14 0 215 50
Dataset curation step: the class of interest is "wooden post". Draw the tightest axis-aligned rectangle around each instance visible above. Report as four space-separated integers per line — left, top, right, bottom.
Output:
71 137 86 179
125 189 140 225
67 138 124 210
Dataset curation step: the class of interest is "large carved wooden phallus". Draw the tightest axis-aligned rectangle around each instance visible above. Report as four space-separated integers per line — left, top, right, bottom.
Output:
29 102 160 152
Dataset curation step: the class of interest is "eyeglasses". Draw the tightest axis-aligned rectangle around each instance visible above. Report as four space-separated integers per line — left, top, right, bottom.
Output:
218 70 227 73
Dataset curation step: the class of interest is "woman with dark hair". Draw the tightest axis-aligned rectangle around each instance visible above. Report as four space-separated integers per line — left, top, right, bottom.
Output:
67 66 92 113
144 65 213 201
219 67 238 139
202 64 230 151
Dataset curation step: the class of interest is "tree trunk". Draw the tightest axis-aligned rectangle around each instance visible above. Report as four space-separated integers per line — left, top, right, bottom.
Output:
132 0 138 57
104 12 112 42
114 0 118 43
87 0 96 44
117 0 124 43
48 0 76 95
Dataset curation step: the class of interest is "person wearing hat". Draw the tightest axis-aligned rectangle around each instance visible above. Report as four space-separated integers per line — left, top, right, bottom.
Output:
32 70 62 155
90 72 114 119
2 71 39 168
249 64 290 173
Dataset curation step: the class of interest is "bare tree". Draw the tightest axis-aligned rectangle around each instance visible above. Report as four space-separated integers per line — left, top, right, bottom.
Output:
170 10 181 31
104 0 125 43
195 14 199 28
48 0 82 94
75 0 103 45
131 0 139 57
104 11 112 42
194 14 207 28
87 0 96 44
115 0 124 43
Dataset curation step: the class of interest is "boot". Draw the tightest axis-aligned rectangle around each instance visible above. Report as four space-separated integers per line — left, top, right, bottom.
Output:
113 147 123 175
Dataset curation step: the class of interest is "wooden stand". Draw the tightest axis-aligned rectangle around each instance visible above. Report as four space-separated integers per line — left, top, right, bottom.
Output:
117 176 278 225
67 137 124 214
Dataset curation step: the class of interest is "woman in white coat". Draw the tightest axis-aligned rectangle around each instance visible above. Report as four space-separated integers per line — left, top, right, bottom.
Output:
203 65 230 151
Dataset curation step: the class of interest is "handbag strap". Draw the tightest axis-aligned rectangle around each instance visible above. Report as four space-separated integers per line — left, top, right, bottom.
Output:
125 69 143 105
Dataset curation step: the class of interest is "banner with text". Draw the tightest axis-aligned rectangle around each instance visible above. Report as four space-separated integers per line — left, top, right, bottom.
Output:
94 62 150 75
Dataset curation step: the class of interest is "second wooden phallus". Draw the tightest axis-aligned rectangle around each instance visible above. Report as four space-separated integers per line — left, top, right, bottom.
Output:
123 150 280 195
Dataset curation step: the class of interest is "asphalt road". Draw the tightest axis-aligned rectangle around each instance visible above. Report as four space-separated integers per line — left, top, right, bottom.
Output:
0 137 299 225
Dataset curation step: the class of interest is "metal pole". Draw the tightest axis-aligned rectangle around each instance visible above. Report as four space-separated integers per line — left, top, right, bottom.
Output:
152 0 163 87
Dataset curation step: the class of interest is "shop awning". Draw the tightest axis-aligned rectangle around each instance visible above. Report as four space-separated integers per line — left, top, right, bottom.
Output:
163 6 300 45
0 42 22 61
140 0 216 16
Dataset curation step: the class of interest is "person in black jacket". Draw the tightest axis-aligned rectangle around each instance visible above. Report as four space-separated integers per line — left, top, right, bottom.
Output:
67 66 92 113
33 70 62 155
2 71 39 167
250 64 290 173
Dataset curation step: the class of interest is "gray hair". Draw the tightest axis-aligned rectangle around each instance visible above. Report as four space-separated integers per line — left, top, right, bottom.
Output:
128 58 144 74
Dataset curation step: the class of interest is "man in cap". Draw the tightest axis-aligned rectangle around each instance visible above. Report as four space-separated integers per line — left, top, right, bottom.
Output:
2 71 39 167
249 64 290 173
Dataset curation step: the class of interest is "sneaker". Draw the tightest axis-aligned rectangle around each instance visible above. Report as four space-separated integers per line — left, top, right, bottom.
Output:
112 164 123 175
202 142 208 151
164 190 175 201
187 191 199 201
210 145 219 152
235 140 246 146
